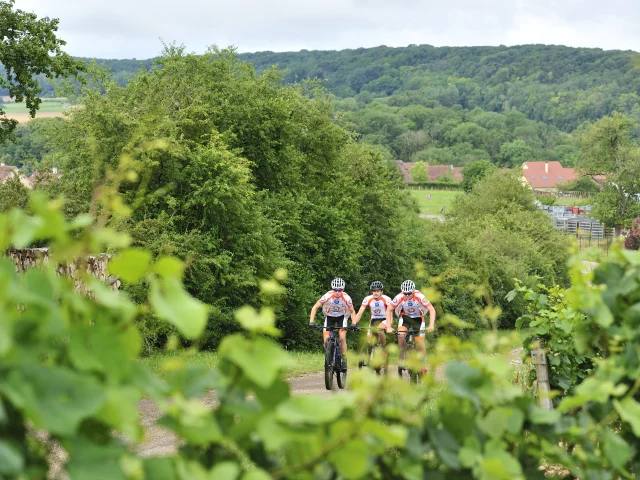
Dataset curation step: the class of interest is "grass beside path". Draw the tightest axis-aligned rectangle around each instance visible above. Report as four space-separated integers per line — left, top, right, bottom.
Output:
141 349 324 379
141 328 527 379
407 189 462 215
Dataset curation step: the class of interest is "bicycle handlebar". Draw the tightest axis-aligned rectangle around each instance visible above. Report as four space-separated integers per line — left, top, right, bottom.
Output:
393 329 424 335
309 325 354 331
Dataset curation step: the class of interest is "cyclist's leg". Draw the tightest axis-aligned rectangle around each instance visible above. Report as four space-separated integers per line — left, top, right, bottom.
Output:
323 317 330 349
416 319 427 362
373 319 387 346
397 317 407 357
338 315 347 354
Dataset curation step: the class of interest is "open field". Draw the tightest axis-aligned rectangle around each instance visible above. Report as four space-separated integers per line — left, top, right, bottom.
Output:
553 196 592 206
407 188 462 214
1 97 69 122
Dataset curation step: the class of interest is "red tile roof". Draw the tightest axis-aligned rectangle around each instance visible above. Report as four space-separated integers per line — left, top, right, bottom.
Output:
398 162 463 183
522 161 576 188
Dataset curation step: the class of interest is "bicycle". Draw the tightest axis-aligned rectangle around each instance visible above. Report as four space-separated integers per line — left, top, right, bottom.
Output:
310 325 353 390
356 326 387 375
394 329 426 384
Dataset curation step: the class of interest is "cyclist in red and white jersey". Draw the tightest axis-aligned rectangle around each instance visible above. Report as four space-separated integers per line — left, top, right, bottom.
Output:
309 277 356 355
386 279 436 364
354 280 392 347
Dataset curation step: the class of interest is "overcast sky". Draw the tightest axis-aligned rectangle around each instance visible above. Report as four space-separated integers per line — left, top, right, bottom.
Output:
13 0 640 59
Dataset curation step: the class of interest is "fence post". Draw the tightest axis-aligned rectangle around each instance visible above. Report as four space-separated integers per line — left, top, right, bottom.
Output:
531 338 554 410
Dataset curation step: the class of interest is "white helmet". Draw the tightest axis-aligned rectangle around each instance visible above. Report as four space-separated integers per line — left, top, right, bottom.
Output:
401 280 415 294
331 278 346 290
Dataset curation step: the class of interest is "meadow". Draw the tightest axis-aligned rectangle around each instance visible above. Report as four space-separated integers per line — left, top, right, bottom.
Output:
407 188 462 214
1 97 69 122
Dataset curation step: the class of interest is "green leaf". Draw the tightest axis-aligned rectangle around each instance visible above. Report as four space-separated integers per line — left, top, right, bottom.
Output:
329 438 370 479
235 306 280 336
66 441 127 480
428 427 461 469
143 458 178 480
69 213 94 229
108 248 152 284
0 440 24 475
210 462 241 480
10 212 42 248
398 457 424 480
361 419 408 447
0 399 6 425
2 365 105 436
95 386 142 441
505 289 517 302
276 395 343 425
220 336 293 389
445 362 484 407
614 398 640 436
593 302 614 327
528 406 560 424
478 408 524 439
153 256 185 279
0 318 11 356
158 402 222 445
242 468 272 480
257 415 295 451
69 323 140 380
149 276 209 339
602 428 631 470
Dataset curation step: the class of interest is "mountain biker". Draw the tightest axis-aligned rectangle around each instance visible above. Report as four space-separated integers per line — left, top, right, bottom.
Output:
309 278 356 357
354 280 392 347
386 280 436 369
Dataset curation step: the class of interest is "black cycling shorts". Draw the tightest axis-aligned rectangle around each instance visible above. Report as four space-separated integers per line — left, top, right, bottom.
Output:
398 316 425 336
324 315 347 331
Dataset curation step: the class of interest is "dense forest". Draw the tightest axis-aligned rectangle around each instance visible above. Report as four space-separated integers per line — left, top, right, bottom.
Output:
2 43 639 168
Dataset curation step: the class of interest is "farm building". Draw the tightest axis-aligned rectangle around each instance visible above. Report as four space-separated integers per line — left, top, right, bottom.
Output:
521 161 576 192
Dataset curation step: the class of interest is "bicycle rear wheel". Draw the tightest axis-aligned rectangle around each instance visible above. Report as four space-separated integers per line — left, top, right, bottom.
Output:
325 341 335 390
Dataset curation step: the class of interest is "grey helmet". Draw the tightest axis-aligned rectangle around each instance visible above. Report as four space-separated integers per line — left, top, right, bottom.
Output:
370 280 384 291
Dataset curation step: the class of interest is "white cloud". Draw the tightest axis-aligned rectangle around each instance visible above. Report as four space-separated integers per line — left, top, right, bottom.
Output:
12 0 640 58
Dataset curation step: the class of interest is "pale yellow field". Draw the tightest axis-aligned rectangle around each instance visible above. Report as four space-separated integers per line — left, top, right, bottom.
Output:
8 111 66 123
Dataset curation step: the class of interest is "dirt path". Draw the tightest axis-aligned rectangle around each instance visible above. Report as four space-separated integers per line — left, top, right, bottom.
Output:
136 348 523 457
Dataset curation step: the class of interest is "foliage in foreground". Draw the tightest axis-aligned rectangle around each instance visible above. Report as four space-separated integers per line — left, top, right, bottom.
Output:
1 190 640 479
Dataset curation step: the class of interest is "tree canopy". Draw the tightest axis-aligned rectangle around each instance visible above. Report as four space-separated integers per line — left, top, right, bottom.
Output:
0 0 83 143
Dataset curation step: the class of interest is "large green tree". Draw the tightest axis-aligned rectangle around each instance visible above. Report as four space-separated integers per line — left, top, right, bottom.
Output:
42 46 431 350
461 160 497 192
0 0 83 143
578 114 640 231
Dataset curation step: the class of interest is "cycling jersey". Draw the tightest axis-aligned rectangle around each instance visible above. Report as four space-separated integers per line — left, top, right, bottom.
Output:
319 291 354 317
391 291 431 319
361 294 392 320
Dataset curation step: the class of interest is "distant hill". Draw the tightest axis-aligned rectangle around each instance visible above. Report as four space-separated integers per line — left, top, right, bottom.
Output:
3 44 640 167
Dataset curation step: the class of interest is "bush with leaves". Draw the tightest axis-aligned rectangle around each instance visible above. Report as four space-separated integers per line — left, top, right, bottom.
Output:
4 179 640 478
509 281 600 398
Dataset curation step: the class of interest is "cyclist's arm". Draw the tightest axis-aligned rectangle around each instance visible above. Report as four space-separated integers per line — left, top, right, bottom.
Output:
349 305 357 324
426 303 436 331
309 301 323 325
385 304 395 332
354 305 366 324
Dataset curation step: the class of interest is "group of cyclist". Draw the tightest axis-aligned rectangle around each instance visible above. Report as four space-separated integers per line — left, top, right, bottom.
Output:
309 277 436 373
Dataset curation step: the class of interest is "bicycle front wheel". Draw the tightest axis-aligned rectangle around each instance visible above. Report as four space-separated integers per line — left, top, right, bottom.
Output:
336 353 347 389
325 341 335 390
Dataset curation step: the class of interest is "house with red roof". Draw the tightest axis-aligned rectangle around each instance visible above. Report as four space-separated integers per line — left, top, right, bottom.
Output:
396 161 463 183
521 161 576 192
